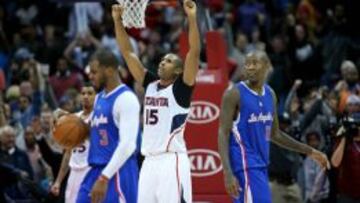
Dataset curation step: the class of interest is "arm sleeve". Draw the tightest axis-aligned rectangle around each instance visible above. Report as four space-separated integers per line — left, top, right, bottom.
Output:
101 91 140 179
173 76 194 108
143 71 158 89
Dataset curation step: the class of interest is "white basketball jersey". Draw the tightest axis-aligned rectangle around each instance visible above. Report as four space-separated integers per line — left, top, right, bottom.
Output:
69 111 90 169
142 81 190 156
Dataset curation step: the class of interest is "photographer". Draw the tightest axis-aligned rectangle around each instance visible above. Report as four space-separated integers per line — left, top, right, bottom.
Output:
331 95 360 203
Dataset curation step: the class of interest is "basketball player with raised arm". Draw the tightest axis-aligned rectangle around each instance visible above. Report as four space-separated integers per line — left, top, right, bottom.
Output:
76 49 140 203
50 83 95 203
218 51 330 203
112 0 199 202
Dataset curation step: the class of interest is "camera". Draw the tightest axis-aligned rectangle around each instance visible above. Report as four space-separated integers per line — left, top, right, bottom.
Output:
339 113 360 138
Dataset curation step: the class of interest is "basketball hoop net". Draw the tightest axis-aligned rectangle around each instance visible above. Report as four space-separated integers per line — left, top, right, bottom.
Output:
116 0 178 29
116 0 149 28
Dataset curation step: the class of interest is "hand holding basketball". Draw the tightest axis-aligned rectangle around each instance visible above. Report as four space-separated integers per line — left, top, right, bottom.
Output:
112 4 124 21
183 0 197 17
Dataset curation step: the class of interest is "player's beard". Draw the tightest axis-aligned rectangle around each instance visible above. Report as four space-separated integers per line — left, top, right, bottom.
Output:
94 76 106 93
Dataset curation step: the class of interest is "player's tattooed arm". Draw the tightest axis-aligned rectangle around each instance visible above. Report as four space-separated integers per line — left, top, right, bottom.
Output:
112 5 146 84
183 0 200 86
218 84 241 198
270 89 330 169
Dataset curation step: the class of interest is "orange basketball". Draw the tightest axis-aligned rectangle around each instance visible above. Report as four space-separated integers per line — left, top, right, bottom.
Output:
53 114 89 149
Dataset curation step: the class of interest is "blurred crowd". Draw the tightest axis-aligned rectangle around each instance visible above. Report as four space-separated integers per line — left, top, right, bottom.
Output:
0 0 359 202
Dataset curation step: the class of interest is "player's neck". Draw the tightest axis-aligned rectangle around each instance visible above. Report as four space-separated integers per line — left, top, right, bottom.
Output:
246 80 264 95
105 77 122 93
82 108 92 116
159 78 175 87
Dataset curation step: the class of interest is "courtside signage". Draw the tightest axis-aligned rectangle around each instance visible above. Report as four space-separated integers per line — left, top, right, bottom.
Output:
189 149 223 177
188 101 220 124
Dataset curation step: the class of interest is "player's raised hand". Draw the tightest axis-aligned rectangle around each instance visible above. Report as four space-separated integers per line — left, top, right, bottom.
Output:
183 0 197 17
224 173 241 198
309 149 331 170
112 4 124 21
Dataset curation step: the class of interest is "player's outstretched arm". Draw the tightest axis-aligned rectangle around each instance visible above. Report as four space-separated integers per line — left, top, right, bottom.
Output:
218 84 241 198
269 89 330 169
183 0 200 86
112 5 146 84
50 150 71 196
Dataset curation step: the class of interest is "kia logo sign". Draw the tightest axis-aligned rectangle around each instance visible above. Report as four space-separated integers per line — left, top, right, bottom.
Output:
188 149 223 177
188 101 220 124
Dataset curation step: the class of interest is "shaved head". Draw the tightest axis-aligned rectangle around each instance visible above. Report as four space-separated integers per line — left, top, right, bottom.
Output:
246 50 271 68
168 53 183 70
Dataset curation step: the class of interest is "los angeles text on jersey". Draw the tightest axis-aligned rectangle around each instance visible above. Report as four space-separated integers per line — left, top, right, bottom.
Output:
247 112 273 123
145 97 169 107
91 114 108 127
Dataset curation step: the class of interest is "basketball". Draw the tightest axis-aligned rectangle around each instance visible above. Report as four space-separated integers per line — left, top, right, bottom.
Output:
53 114 89 149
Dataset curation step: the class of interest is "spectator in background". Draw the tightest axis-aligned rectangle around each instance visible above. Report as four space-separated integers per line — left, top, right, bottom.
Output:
296 0 319 42
298 131 329 203
100 10 139 63
247 27 266 52
67 2 104 39
236 0 266 37
268 35 291 107
32 113 63 179
288 23 319 85
0 126 34 202
10 60 42 129
331 95 360 203
0 125 33 180
64 32 102 69
0 161 22 202
24 126 53 190
14 0 38 26
230 32 249 82
40 108 62 153
37 25 65 70
335 60 360 113
49 57 83 100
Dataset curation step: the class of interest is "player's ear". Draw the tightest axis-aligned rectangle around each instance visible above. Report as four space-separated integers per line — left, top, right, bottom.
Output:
174 67 183 75
104 66 113 75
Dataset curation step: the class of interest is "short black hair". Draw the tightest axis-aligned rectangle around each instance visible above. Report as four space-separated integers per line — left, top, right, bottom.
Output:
169 53 183 69
82 81 93 88
174 56 184 69
91 48 118 69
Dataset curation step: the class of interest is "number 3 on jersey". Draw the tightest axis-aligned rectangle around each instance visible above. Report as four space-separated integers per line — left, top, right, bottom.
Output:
146 109 158 125
99 129 109 146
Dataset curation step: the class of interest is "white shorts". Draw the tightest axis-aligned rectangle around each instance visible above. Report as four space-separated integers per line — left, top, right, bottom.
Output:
65 166 90 203
138 153 192 203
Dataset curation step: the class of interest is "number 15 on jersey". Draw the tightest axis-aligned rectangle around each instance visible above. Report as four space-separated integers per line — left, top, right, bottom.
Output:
145 109 158 125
